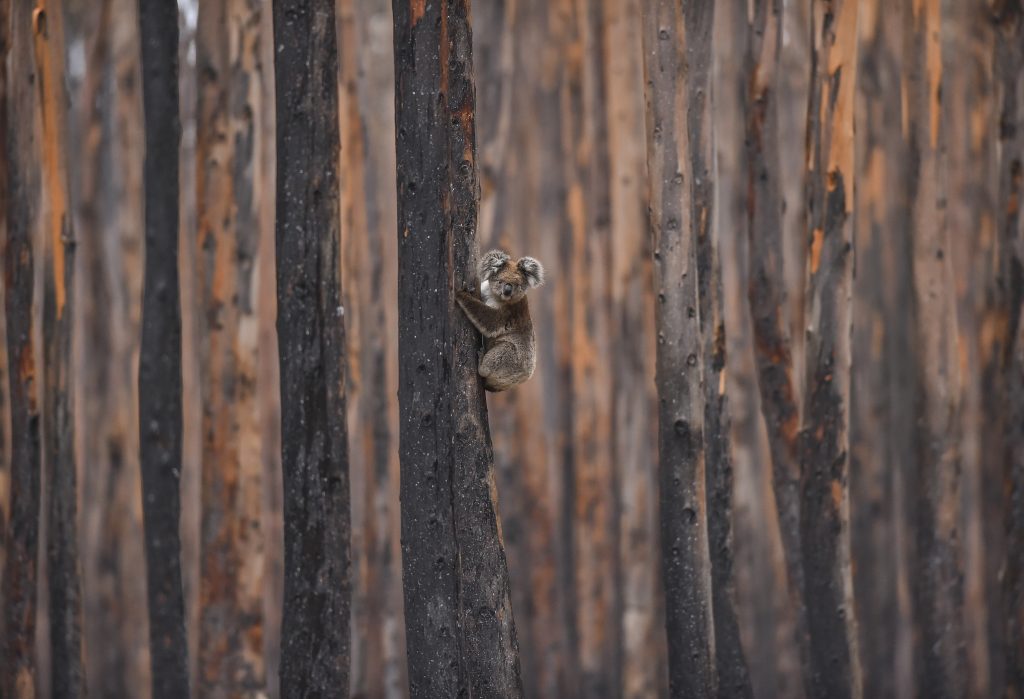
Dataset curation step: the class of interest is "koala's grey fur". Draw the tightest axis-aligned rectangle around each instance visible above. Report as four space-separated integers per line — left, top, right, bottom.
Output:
456 249 545 392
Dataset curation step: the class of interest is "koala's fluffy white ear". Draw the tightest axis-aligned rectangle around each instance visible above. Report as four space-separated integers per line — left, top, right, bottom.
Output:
478 249 510 281
518 257 544 287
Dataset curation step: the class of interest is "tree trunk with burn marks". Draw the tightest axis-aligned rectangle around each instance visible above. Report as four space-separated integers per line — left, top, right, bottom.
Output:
33 0 86 694
137 0 188 696
991 0 1024 692
640 1 717 696
393 1 523 697
3 0 42 696
902 0 968 696
194 0 267 694
740 1 812 693
271 0 352 695
797 1 862 697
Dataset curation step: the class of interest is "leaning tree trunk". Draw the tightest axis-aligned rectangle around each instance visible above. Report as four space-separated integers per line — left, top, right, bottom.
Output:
392 1 523 697
194 0 267 694
902 0 967 696
797 1 862 697
640 1 717 696
137 0 188 696
33 0 86 695
271 0 352 696
992 0 1024 692
3 0 43 696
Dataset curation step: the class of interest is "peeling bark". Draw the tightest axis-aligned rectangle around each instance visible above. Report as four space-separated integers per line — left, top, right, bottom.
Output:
640 1 717 695
393 1 523 696
271 0 352 695
797 2 862 697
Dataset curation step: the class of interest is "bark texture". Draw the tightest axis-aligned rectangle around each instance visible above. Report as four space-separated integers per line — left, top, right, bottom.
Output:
393 1 523 697
137 0 188 696
194 0 267 694
797 2 862 697
271 0 352 695
640 1 717 695
3 0 42 696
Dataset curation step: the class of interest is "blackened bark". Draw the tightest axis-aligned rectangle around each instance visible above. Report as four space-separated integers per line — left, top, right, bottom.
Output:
137 0 188 696
640 1 717 696
687 0 752 695
740 2 812 693
902 1 967 696
993 0 1024 691
393 1 523 697
3 1 42 696
34 0 85 694
797 2 862 697
271 0 351 696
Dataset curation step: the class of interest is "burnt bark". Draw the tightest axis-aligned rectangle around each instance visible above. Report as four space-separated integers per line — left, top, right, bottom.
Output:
3 0 42 696
271 0 352 695
640 1 717 696
902 1 968 696
34 0 85 694
137 0 188 696
992 0 1024 693
393 1 523 697
797 1 862 697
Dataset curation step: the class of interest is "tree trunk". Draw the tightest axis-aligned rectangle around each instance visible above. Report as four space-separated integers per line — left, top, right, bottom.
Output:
3 0 42 696
640 1 717 695
137 0 188 696
902 1 967 695
193 0 267 694
392 1 524 696
992 0 1024 692
33 0 86 694
797 1 862 697
0 0 8 601
271 0 351 695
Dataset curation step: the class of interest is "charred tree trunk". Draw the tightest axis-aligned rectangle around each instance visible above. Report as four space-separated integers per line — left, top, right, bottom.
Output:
740 1 812 693
194 0 267 694
137 0 188 696
33 0 85 694
993 0 1024 692
392 1 523 697
902 1 967 695
3 0 42 696
797 1 862 697
271 0 351 695
640 1 717 695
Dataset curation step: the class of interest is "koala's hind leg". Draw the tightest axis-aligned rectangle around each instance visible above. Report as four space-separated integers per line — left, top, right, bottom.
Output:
478 342 531 392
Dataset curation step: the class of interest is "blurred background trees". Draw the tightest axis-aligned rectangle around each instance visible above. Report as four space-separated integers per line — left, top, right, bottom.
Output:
1 0 1022 697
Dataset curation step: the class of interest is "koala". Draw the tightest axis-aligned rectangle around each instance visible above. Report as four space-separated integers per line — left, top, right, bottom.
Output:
456 249 545 392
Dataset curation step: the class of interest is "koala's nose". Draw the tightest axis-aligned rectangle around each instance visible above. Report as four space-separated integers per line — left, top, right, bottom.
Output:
503 283 513 297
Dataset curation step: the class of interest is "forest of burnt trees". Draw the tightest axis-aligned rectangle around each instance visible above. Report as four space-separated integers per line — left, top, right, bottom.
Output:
0 0 1022 697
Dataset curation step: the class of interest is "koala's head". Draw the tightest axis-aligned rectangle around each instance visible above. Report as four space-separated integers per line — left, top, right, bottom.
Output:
479 249 544 304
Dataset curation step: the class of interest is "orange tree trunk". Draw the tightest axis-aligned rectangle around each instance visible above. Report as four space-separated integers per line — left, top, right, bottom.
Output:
797 1 862 697
2 0 42 696
640 1 717 695
392 1 523 696
271 0 352 695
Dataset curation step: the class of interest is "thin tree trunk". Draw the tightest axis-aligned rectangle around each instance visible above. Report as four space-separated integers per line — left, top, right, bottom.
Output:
137 0 188 695
393 1 523 696
0 0 10 616
902 1 967 695
3 0 42 696
193 0 266 694
640 1 717 695
740 2 812 693
797 1 862 697
271 0 351 695
33 0 85 694
992 0 1024 692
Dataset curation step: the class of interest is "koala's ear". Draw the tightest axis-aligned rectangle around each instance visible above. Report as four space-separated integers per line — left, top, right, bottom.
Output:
478 249 510 280
518 256 544 287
